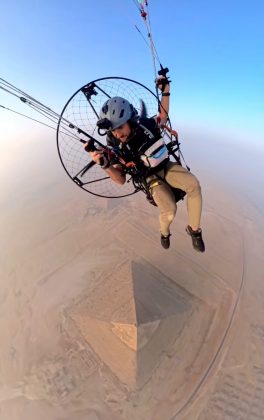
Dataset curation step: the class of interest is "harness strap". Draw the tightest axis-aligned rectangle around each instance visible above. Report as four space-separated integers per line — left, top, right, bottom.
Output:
138 123 155 139
160 124 178 140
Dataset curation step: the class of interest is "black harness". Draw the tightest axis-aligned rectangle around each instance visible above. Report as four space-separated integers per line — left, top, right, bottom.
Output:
107 118 186 206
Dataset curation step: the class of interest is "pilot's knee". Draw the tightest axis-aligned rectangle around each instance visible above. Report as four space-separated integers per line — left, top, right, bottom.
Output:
186 177 201 197
161 207 176 224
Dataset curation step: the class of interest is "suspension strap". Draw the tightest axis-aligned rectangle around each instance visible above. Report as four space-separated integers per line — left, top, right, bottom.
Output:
160 123 179 140
133 1 162 89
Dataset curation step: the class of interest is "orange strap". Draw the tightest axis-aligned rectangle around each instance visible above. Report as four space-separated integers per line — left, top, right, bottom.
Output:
160 123 178 140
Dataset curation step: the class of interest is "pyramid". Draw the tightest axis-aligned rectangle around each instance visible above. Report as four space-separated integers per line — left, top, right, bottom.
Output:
71 259 193 389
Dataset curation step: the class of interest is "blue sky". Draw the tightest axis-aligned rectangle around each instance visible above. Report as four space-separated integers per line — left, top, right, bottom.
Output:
0 0 263 151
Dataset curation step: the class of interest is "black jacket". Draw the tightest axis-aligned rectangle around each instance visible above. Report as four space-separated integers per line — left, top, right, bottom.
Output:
106 118 169 176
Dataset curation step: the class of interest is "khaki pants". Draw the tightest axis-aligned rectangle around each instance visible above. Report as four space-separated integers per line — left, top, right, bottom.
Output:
148 162 202 236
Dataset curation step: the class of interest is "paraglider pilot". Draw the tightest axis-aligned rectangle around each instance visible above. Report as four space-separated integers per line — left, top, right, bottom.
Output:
85 76 205 252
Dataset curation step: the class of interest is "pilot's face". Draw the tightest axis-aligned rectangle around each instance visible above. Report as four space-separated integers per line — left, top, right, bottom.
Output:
111 122 132 143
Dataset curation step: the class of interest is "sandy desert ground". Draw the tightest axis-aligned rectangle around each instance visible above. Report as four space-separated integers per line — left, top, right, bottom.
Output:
1 135 264 420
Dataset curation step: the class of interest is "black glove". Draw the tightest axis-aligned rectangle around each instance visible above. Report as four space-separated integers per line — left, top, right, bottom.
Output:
84 140 109 168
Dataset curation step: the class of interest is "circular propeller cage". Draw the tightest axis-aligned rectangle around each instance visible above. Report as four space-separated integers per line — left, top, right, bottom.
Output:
56 77 163 198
